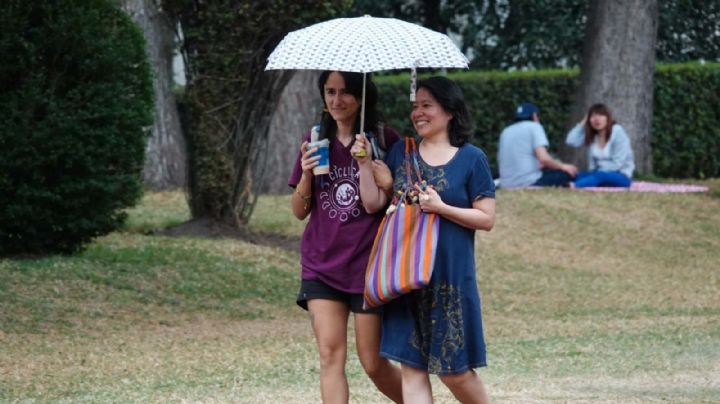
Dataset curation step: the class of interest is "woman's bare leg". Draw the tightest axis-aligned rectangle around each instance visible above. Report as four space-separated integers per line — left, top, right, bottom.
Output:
353 312 403 403
401 364 432 404
308 299 350 403
439 370 489 404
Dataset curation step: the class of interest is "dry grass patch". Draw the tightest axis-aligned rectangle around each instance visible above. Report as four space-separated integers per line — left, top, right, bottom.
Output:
123 191 191 233
2 317 307 392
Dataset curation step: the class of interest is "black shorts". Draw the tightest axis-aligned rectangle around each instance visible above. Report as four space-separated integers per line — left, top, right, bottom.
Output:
297 279 381 314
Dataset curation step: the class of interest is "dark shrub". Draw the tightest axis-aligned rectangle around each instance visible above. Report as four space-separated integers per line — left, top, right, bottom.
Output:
0 0 153 255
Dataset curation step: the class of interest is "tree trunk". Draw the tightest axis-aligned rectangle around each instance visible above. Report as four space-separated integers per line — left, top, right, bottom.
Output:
120 0 187 189
565 0 659 175
162 1 349 227
261 71 322 194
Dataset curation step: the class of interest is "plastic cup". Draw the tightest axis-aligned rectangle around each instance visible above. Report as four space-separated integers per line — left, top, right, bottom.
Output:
308 139 330 175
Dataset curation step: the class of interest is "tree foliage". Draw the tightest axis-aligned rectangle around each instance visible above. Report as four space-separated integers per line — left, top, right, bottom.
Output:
455 0 588 69
162 0 350 226
348 0 720 69
656 0 720 63
0 0 153 255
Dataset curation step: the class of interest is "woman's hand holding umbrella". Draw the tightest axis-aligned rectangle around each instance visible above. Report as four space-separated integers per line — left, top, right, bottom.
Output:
351 134 372 161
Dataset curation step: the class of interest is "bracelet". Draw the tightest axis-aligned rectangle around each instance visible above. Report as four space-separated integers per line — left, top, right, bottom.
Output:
295 188 311 210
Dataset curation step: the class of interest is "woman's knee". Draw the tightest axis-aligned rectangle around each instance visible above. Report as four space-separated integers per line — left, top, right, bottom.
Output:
317 342 347 369
318 332 347 369
308 299 350 370
439 370 476 390
358 351 388 378
353 312 385 376
401 365 430 390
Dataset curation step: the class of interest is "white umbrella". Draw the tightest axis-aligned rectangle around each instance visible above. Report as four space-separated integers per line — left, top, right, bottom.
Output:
265 15 468 135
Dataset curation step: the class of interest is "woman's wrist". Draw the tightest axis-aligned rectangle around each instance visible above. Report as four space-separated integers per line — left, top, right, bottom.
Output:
295 187 311 199
296 173 313 209
295 187 311 210
298 172 313 189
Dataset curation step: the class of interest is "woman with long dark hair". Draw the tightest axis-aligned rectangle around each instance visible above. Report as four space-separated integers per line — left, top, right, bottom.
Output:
288 71 403 403
354 76 496 403
565 103 635 188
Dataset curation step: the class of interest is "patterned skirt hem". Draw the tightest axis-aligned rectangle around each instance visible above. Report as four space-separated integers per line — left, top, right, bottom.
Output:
380 351 487 375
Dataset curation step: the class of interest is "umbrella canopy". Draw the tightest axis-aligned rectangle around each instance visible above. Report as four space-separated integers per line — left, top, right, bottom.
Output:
265 15 468 73
265 15 468 140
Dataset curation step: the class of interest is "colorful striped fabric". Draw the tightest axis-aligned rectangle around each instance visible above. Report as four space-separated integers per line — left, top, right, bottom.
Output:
363 138 439 308
364 203 439 308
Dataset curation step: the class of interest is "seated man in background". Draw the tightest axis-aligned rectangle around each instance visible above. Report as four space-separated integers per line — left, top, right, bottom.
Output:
497 102 577 188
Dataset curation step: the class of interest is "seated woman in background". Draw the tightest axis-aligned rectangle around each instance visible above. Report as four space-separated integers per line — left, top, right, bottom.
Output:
565 103 635 188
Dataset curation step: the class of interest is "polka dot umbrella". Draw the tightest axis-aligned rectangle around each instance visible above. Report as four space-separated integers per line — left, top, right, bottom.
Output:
265 15 468 135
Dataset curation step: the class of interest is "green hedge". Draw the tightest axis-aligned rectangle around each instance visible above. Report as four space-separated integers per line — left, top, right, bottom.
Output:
376 62 720 179
0 0 153 255
652 64 720 178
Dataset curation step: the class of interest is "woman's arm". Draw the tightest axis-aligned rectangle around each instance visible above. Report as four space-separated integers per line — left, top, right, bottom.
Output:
535 146 578 177
565 122 586 148
352 134 389 213
371 160 394 196
417 186 495 231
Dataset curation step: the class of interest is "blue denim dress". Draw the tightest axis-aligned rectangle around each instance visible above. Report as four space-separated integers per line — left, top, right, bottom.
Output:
379 141 495 375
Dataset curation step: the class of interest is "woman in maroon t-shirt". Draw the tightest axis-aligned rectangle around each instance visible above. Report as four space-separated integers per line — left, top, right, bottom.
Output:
288 71 402 403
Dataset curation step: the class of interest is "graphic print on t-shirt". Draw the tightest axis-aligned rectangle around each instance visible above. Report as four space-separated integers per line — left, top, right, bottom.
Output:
319 163 362 222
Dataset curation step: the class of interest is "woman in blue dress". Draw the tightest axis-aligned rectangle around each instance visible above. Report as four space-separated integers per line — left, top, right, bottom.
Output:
353 76 496 403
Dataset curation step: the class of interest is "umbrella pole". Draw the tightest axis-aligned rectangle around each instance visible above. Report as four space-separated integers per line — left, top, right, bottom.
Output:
360 72 366 135
351 72 369 158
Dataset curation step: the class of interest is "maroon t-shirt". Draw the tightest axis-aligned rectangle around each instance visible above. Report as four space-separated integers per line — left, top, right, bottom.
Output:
288 126 400 293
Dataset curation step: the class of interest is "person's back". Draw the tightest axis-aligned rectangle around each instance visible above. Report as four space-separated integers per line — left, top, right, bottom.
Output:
498 120 548 188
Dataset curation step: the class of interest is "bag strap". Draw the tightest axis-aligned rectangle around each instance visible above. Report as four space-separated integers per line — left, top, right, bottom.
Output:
402 137 426 189
388 137 425 215
404 138 414 186
407 137 425 183
377 123 386 150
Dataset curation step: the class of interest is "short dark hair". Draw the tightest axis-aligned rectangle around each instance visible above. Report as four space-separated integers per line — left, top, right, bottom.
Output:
416 76 472 147
317 71 380 140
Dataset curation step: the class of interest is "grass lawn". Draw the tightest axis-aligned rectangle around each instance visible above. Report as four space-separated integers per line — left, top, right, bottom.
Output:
1 182 719 403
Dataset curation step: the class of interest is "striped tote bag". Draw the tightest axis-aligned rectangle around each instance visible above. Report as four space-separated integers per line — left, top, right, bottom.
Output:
363 138 439 308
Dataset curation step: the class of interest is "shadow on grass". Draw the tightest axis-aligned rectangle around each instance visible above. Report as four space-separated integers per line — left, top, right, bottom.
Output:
155 218 301 253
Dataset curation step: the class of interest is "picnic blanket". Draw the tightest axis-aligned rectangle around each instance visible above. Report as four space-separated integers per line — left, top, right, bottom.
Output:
579 181 708 193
